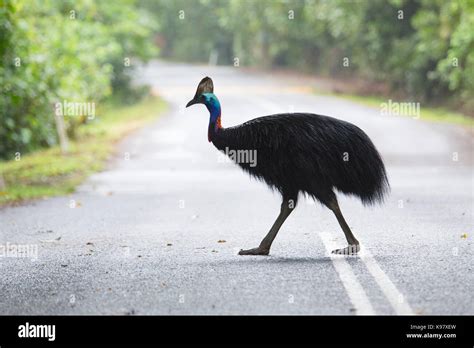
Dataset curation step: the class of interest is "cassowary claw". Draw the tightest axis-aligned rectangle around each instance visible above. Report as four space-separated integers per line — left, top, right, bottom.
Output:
331 244 360 255
238 247 270 256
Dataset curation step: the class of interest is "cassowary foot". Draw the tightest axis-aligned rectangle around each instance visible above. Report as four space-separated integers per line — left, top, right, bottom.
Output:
238 247 270 256
331 244 360 255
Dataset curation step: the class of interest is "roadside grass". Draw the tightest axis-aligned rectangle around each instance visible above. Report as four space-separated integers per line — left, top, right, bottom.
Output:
315 89 473 127
0 96 167 206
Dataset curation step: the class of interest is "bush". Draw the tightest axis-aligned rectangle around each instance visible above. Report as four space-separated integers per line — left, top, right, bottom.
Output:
0 0 157 160
143 0 473 112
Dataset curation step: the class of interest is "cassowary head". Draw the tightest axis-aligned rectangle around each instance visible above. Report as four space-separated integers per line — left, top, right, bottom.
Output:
186 77 220 116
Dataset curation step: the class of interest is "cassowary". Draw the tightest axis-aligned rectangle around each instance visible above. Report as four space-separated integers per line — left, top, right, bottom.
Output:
186 77 389 255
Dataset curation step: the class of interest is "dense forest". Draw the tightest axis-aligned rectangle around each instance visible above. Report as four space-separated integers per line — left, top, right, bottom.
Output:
1 0 473 159
145 0 473 107
0 0 157 159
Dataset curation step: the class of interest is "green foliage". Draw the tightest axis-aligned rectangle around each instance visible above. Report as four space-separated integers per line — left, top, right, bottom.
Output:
143 0 473 111
0 95 166 205
433 0 474 110
0 0 157 160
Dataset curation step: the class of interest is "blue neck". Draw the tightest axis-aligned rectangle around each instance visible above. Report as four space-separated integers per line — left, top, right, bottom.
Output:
203 93 222 141
209 106 220 124
203 93 221 123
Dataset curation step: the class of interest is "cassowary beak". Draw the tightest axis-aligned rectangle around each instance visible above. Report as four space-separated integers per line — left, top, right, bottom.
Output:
186 98 198 108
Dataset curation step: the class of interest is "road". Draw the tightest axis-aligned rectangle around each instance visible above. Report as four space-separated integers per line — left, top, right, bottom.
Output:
1 61 472 315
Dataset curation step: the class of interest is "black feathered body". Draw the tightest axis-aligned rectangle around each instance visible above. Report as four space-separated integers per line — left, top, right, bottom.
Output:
211 113 389 206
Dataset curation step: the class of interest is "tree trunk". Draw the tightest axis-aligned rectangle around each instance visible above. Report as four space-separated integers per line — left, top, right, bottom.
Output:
0 173 6 190
54 108 69 155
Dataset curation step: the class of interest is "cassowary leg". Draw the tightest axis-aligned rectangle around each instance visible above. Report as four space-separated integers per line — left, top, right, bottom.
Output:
238 198 295 256
327 197 360 255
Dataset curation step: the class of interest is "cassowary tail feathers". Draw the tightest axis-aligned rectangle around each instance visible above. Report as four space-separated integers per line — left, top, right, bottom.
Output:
306 117 390 206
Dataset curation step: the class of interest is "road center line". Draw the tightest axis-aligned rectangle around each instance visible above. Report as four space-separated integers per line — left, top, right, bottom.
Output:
360 248 414 315
319 232 376 315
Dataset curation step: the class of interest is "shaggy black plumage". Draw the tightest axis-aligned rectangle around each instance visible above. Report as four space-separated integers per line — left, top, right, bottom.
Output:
186 77 389 255
213 113 389 206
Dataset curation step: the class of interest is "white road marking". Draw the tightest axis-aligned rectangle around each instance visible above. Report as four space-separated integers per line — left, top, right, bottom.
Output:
319 232 376 315
360 248 414 315
320 232 414 315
